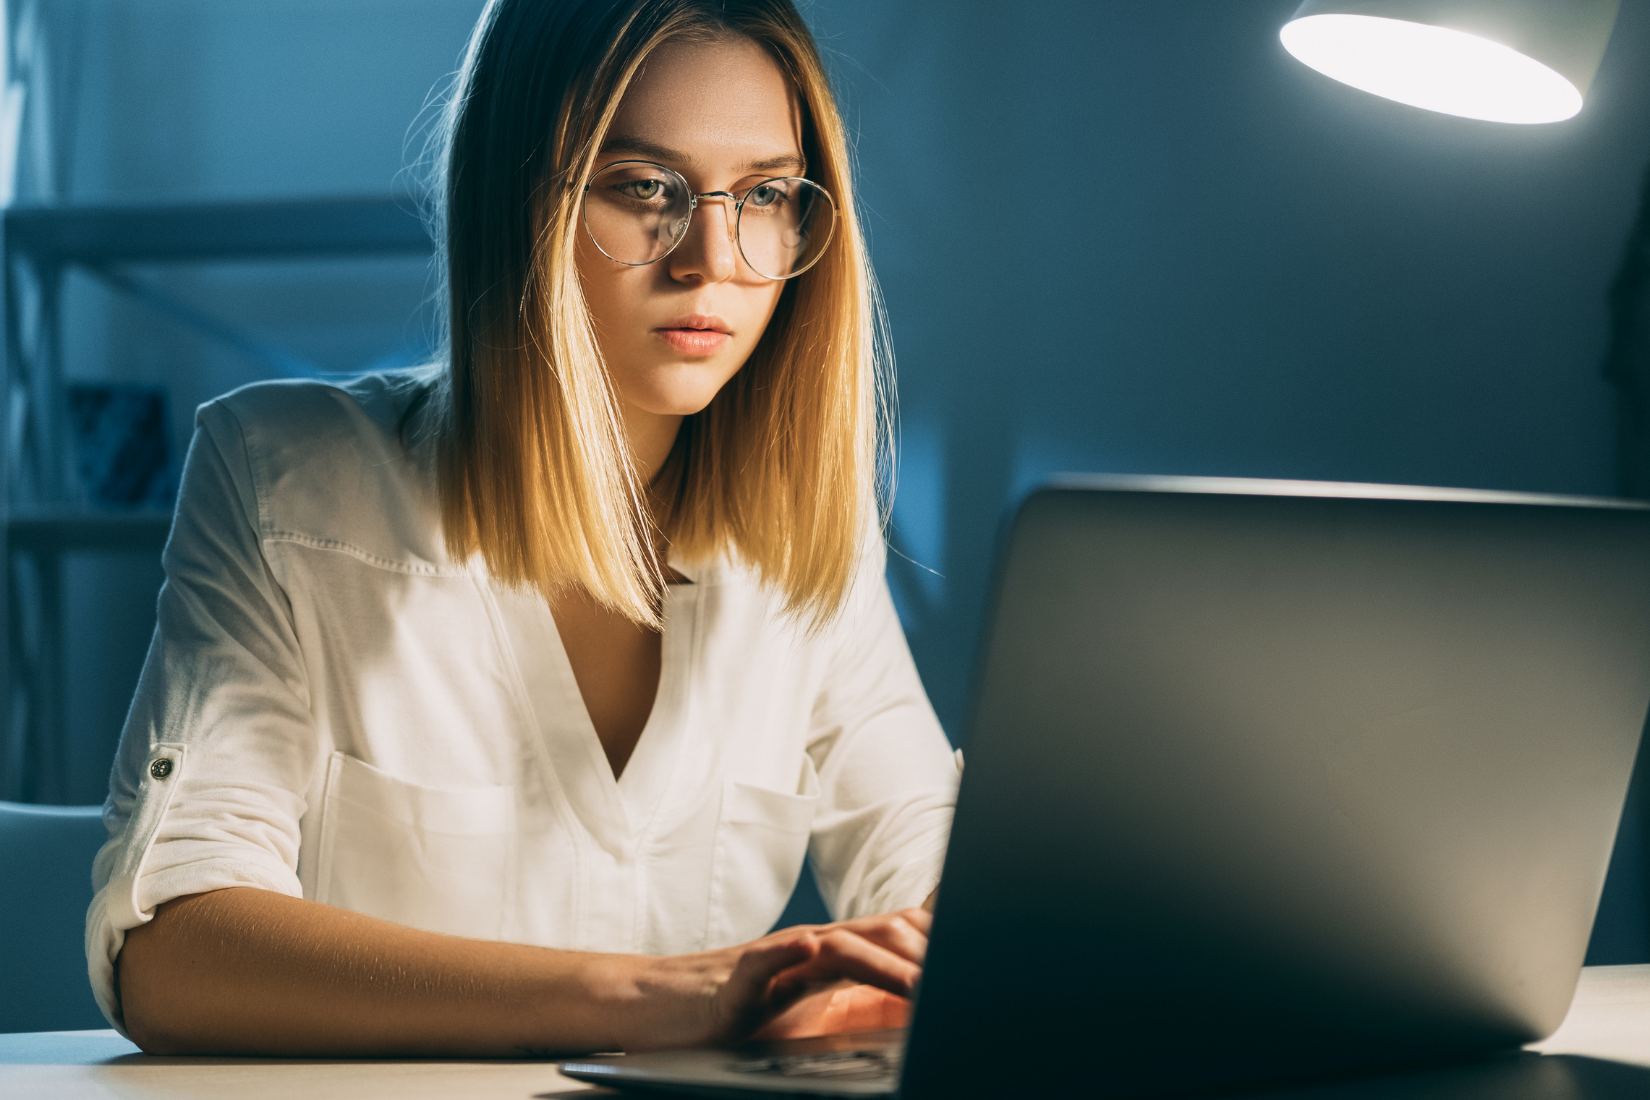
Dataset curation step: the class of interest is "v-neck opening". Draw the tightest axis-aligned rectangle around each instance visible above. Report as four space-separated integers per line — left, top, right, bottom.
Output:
538 581 698 838
488 558 704 852
613 583 697 829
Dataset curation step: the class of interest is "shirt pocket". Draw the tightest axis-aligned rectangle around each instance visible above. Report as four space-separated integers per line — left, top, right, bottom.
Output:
707 755 821 948
314 752 515 940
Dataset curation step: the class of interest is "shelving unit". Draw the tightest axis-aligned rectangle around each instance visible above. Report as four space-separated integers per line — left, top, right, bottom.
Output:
2 195 434 801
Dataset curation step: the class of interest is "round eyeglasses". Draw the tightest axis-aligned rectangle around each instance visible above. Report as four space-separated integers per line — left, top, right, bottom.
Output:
582 160 836 281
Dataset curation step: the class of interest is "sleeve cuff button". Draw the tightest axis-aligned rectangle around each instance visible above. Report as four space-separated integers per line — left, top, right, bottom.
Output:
149 758 174 780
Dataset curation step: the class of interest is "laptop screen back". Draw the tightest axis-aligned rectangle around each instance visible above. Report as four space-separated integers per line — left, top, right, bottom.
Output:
904 478 1650 1099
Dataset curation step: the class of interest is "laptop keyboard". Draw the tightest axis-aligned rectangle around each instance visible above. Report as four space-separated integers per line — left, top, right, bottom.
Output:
727 1048 902 1082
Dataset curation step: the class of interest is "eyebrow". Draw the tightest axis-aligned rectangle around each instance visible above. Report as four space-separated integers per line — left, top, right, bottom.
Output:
598 134 805 175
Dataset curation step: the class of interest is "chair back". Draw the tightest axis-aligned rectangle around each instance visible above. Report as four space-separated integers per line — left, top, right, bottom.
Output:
0 801 109 1032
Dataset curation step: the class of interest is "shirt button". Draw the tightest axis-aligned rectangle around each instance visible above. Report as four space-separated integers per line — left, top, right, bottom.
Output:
149 758 174 780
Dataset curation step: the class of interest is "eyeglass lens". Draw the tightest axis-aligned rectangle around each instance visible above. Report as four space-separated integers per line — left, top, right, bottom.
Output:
583 162 835 280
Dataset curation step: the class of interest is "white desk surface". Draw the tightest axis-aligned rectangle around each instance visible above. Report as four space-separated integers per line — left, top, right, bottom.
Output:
0 1030 597 1100
5 964 1650 1099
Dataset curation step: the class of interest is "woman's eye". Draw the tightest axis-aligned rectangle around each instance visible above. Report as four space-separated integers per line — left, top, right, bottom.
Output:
746 184 785 209
619 178 667 201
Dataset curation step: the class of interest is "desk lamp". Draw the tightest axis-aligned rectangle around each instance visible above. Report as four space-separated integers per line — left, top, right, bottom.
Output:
1280 0 1621 123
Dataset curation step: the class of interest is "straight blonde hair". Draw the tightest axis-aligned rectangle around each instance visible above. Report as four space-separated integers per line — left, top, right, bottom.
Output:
429 0 889 628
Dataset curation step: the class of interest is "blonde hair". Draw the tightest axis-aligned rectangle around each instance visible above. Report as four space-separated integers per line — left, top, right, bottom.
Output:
430 0 889 628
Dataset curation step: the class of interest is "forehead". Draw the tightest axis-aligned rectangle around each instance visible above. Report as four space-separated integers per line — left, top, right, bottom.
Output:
605 36 802 171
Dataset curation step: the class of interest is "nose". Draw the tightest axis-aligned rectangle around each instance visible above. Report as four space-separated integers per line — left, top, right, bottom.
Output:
667 193 740 284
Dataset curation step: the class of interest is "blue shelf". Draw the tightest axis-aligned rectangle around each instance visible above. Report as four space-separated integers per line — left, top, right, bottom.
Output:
5 507 171 554
4 194 433 265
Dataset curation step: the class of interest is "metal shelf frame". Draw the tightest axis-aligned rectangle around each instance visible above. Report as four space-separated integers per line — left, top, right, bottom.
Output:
1 195 434 802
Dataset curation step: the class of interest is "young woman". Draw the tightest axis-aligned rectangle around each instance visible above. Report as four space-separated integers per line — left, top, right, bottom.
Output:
89 0 958 1058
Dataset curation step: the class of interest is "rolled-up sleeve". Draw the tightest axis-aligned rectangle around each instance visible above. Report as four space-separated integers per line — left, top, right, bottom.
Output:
806 554 959 920
86 400 317 1034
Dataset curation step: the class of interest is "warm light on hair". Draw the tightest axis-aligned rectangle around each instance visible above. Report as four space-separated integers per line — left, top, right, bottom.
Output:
426 0 889 628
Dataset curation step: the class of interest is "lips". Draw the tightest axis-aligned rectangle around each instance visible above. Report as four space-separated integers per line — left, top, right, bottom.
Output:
655 314 731 356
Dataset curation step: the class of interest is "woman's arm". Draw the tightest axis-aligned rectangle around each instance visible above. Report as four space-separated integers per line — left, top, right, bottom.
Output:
118 886 930 1056
807 564 960 921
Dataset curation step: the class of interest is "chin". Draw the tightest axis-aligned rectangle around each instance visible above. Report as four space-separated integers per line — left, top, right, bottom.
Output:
648 393 722 417
625 363 742 417
623 382 723 418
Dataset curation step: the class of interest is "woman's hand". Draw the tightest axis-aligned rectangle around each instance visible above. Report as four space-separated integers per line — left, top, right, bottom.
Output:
621 908 931 1050
751 980 912 1040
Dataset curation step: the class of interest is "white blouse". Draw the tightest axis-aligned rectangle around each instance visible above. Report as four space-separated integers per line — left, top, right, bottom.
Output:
85 373 958 1033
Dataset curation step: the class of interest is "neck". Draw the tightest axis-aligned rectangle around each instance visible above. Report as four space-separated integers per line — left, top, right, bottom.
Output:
625 405 685 485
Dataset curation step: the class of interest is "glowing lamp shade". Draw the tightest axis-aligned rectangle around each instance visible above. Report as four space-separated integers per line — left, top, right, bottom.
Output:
1281 0 1621 124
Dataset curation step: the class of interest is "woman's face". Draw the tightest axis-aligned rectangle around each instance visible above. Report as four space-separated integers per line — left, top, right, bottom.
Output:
576 36 802 452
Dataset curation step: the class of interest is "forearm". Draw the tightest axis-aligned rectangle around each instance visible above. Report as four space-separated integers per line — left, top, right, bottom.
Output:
117 887 661 1057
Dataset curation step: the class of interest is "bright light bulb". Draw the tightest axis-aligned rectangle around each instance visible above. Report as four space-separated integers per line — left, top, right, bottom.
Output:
1281 14 1584 124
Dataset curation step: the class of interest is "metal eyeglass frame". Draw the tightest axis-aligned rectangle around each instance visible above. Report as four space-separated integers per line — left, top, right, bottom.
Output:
581 159 836 281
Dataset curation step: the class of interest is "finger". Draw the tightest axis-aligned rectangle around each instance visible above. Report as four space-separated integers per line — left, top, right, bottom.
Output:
731 936 817 992
758 907 931 950
813 909 930 967
751 913 929 1015
721 937 819 1031
768 928 922 1002
752 985 844 1040
845 911 929 966
835 907 933 941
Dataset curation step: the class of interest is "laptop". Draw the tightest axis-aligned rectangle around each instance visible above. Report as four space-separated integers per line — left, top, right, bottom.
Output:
562 476 1650 1099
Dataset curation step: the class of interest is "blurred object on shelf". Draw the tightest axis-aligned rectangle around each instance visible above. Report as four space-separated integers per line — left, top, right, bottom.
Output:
66 383 175 509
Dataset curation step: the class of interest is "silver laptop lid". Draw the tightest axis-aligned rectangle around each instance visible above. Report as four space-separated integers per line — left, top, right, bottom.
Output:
903 477 1650 1099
